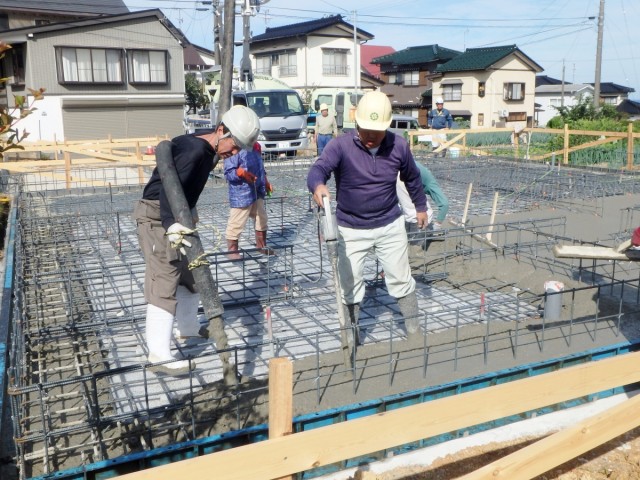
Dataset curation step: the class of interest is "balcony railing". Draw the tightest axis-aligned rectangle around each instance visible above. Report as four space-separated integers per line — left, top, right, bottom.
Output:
322 65 349 76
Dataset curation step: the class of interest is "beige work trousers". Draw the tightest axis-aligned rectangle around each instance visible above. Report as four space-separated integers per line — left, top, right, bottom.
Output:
225 198 268 240
133 199 196 315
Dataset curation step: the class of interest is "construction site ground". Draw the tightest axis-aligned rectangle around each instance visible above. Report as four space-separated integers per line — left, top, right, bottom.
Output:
2 154 640 479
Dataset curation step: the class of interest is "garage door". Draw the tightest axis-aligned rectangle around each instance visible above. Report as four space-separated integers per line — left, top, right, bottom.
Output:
62 105 184 141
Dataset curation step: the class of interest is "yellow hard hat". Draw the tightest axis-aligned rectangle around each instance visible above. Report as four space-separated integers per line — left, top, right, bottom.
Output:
355 91 392 131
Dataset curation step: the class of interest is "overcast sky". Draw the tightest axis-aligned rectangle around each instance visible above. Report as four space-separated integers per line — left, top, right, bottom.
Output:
123 0 640 100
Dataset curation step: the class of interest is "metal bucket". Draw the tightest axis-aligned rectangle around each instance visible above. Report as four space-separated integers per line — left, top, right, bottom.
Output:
543 280 564 321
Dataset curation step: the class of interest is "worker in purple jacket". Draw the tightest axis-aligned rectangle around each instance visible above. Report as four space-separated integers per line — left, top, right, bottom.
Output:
307 91 428 339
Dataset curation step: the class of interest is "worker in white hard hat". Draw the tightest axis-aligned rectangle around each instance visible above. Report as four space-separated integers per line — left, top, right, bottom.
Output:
133 105 261 374
307 91 428 342
314 102 338 155
427 97 453 157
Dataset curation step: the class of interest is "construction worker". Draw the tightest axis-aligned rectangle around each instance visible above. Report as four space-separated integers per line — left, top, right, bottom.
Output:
307 91 428 338
397 162 449 244
133 105 260 374
314 103 338 155
224 142 275 259
427 97 453 157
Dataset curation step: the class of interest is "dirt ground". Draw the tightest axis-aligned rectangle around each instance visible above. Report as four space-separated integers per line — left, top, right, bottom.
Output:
355 428 640 479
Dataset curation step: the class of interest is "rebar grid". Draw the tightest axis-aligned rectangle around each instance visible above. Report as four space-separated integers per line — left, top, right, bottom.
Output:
5 157 640 478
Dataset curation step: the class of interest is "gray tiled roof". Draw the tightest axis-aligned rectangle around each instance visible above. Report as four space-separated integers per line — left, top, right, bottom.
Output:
251 14 373 43
0 0 129 15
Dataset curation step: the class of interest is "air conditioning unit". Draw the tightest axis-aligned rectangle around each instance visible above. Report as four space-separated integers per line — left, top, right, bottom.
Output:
500 109 509 118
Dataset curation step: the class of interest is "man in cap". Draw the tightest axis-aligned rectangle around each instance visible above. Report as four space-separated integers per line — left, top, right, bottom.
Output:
307 91 428 340
133 105 261 374
314 103 338 155
427 97 453 157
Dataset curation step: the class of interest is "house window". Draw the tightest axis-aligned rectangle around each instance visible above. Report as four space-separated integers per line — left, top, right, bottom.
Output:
279 52 297 77
504 82 525 101
11 44 25 85
602 96 617 105
405 71 419 86
507 112 527 122
549 98 562 107
478 113 484 126
323 49 348 76
255 55 271 74
128 50 167 84
442 84 462 102
57 47 123 84
478 82 485 98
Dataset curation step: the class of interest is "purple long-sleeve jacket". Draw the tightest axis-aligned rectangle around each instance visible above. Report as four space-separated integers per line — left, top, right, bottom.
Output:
307 130 427 229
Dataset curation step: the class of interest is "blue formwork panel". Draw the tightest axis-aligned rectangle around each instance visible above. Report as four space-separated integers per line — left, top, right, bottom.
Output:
24 341 640 480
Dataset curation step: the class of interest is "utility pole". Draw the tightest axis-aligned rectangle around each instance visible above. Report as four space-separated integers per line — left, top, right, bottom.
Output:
213 0 222 65
352 10 358 105
218 0 236 117
240 0 254 90
593 0 605 108
561 59 565 108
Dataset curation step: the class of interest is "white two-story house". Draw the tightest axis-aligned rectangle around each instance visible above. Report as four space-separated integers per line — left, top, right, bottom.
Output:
431 45 543 129
249 14 375 92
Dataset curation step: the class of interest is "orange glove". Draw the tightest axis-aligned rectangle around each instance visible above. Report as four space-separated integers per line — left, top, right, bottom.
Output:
237 167 256 183
266 180 274 197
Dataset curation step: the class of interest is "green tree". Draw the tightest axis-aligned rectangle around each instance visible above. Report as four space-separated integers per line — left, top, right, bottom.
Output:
0 42 44 159
184 73 208 115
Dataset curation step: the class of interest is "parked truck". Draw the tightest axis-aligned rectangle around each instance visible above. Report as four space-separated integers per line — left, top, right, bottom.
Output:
231 85 308 157
185 73 308 157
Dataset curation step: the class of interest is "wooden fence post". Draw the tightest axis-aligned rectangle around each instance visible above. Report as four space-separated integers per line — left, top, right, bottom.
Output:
627 122 634 170
64 151 71 190
563 124 570 165
269 357 293 480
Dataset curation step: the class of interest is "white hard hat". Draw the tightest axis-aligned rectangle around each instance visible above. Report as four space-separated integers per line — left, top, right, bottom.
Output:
319 103 329 111
435 97 444 104
355 91 392 131
221 105 260 150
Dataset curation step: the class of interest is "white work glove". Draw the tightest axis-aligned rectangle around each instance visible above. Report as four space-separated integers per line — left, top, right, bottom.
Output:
166 222 194 255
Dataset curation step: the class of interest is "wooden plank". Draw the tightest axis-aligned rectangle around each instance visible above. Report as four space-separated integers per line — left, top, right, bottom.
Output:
117 351 640 480
460 392 640 479
268 358 293 480
553 244 631 260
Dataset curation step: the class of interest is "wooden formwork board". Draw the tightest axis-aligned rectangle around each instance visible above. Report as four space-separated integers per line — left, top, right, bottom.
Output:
117 351 640 480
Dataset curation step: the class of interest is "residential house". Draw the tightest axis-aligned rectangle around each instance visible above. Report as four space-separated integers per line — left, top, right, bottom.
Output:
0 0 130 29
249 15 376 93
371 44 461 126
537 76 635 108
617 99 640 121
431 45 543 129
590 82 635 106
534 83 595 127
1 9 186 142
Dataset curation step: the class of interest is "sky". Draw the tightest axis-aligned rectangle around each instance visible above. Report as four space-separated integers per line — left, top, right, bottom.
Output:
123 0 640 100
